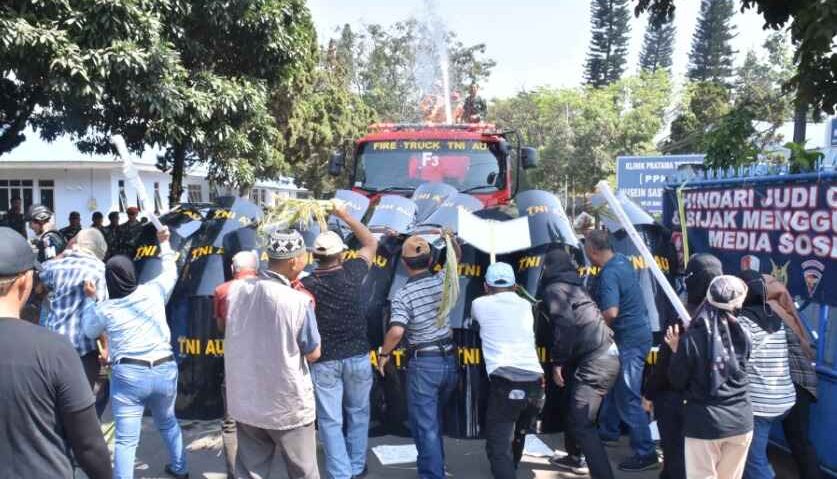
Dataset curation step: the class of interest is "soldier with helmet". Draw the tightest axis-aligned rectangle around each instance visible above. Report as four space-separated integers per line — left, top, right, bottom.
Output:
26 204 67 263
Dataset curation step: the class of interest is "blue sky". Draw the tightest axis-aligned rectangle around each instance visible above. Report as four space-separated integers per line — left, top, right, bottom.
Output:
307 0 774 98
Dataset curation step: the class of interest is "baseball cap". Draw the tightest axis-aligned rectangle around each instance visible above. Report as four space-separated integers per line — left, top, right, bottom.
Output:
313 231 347 256
402 235 431 258
485 262 516 287
266 229 306 259
0 227 39 276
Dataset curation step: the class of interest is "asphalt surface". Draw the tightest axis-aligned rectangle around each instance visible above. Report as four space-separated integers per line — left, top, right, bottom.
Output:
109 417 803 479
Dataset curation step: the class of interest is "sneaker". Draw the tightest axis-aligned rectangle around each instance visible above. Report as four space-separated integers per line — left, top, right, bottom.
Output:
164 464 189 479
549 454 590 475
618 454 660 472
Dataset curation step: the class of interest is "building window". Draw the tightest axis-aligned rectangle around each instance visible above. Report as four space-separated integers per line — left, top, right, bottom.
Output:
118 180 127 212
187 184 203 203
250 188 269 207
0 179 36 212
38 180 53 211
153 182 163 214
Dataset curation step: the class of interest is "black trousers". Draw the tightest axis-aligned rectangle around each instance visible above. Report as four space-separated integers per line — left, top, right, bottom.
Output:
782 385 823 479
80 351 110 418
565 352 620 479
654 390 686 479
484 375 545 479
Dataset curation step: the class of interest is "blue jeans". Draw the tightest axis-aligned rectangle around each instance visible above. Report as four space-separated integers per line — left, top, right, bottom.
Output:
111 361 187 479
744 415 782 479
311 354 374 479
407 355 458 479
600 342 655 458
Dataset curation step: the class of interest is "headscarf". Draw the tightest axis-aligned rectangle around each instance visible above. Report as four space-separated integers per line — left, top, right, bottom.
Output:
738 269 782 334
685 253 723 307
763 274 815 360
703 275 749 396
105 255 137 299
74 228 108 261
541 248 582 286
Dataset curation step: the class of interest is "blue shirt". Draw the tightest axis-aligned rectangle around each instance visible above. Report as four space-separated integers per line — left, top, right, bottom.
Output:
40 250 108 355
596 253 651 348
82 242 177 362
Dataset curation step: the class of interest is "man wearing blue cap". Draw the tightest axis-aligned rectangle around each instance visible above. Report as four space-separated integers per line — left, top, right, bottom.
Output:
470 262 544 479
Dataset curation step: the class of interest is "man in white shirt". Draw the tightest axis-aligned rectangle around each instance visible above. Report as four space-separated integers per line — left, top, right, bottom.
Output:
471 262 544 479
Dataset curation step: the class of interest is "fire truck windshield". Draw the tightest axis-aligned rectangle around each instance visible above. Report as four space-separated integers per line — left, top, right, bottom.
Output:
354 140 503 193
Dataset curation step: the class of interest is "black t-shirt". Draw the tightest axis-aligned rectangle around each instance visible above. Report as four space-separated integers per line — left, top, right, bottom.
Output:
0 318 94 478
302 257 371 362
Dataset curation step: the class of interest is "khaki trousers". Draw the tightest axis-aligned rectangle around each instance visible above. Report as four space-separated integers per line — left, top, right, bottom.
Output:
684 431 753 479
235 421 319 479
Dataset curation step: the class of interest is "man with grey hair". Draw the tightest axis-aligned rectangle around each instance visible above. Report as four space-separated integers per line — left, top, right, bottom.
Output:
39 228 109 402
221 229 321 479
214 249 260 478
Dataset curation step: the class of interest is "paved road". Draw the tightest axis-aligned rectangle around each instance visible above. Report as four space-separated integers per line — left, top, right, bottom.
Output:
120 418 801 478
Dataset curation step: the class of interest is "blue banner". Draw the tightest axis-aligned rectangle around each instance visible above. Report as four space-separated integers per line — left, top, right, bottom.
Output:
663 175 837 306
617 155 704 214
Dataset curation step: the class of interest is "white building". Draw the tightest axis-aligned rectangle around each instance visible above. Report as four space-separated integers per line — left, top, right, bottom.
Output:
0 131 308 232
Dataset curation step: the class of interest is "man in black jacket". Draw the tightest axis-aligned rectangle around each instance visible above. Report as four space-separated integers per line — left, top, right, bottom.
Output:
541 249 619 479
644 253 722 479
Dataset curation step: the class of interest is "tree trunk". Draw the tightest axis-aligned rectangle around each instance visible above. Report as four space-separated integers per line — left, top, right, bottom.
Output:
168 145 186 207
792 100 807 144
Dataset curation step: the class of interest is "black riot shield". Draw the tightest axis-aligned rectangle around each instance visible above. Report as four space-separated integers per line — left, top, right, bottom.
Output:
329 189 370 239
368 195 417 235
170 196 262 419
411 182 457 223
419 193 483 232
134 206 206 283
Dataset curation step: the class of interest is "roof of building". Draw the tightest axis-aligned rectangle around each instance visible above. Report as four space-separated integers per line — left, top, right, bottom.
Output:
1 129 306 191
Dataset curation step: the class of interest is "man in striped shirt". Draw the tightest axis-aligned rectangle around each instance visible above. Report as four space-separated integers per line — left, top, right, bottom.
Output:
737 270 796 479
39 228 109 394
378 232 460 479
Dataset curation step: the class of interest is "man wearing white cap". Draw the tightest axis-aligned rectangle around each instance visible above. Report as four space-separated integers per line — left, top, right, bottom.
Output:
470 262 544 479
302 203 378 479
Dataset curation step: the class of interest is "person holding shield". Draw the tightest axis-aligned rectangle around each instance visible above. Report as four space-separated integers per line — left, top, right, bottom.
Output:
541 249 619 479
471 262 545 479
378 233 461 479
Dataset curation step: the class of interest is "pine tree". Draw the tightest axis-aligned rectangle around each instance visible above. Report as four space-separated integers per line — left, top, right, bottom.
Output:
584 0 632 88
638 13 675 72
687 0 737 84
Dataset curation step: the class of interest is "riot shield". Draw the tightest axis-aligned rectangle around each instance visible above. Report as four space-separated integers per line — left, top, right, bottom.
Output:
329 189 370 239
411 182 457 223
367 195 417 235
516 190 580 250
591 190 655 232
134 206 206 283
171 196 262 419
419 193 483 232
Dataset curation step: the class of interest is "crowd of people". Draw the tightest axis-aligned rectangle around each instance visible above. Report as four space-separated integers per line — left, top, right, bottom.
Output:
0 197 824 479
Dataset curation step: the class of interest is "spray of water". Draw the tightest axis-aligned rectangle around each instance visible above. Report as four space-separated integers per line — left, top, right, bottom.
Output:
414 0 453 123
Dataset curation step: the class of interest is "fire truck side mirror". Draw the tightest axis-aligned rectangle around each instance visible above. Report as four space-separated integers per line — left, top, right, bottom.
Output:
328 153 344 176
521 147 538 169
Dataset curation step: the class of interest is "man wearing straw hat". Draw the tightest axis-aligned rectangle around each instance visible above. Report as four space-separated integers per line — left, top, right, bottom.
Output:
378 232 460 479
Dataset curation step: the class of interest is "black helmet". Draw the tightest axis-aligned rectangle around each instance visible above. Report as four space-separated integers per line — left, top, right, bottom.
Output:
26 204 54 222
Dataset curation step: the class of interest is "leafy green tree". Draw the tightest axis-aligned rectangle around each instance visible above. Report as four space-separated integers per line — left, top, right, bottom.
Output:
585 0 633 88
491 71 671 191
635 0 837 117
638 12 675 72
337 20 494 122
687 0 737 84
663 81 730 153
1 0 317 205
